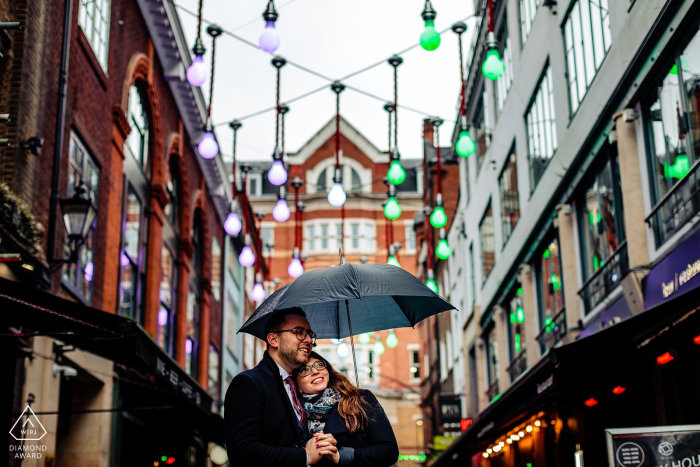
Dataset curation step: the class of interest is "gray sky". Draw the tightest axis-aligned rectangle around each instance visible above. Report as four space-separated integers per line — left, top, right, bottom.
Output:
176 0 477 162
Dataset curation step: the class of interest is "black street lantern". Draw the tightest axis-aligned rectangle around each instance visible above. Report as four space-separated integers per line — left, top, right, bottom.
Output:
59 184 96 263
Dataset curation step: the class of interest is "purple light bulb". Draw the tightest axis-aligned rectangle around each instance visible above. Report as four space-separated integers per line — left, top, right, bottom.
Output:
239 245 256 267
224 212 242 235
251 282 266 302
288 258 304 278
259 21 280 53
272 198 290 222
198 131 218 159
267 160 288 186
84 261 94 282
187 55 208 87
120 251 129 267
158 309 168 326
185 338 193 355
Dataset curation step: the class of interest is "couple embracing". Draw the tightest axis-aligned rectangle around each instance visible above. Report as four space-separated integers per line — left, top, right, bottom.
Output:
224 307 399 467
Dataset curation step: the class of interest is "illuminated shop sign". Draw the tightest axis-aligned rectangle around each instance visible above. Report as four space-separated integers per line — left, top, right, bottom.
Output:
605 425 700 467
643 228 700 309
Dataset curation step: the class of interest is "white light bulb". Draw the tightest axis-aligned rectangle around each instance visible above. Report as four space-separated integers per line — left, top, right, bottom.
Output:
327 182 346 207
251 283 266 302
337 342 349 357
288 258 304 278
267 160 288 186
224 212 242 236
272 199 290 222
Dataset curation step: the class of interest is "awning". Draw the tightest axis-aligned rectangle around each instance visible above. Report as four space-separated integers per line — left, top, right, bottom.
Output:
431 286 700 467
0 277 213 416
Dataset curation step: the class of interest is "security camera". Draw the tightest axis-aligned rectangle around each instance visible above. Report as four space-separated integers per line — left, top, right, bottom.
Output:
52 363 77 378
20 137 44 156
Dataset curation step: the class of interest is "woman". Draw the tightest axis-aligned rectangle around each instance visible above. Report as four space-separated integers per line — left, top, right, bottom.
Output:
293 352 399 467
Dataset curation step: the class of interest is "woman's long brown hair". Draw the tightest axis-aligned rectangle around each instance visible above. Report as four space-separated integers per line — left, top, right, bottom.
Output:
295 351 372 434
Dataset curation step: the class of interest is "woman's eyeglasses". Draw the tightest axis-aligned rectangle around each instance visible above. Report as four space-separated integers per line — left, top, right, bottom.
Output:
299 361 327 377
273 327 317 344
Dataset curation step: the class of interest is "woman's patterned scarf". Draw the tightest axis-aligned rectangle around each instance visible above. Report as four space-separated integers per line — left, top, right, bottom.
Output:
302 388 341 434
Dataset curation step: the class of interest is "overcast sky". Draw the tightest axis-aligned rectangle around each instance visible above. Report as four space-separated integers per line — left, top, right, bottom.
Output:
176 0 477 162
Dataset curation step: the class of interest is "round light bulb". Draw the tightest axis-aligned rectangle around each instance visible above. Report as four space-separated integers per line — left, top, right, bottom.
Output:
224 212 242 236
185 338 193 355
482 48 505 81
251 283 266 302
387 160 407 185
386 330 398 348
272 199 290 222
259 21 280 53
387 255 401 268
158 308 168 326
337 342 349 357
456 129 476 157
384 196 401 220
436 238 451 260
239 246 256 267
186 55 208 87
288 257 304 278
358 333 372 345
430 205 447 228
84 261 94 282
328 182 347 207
198 131 218 159
268 160 288 186
373 337 385 355
426 278 438 294
420 20 441 51
120 251 130 267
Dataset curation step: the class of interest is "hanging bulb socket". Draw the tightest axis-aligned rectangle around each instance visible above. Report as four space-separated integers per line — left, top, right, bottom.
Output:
272 56 287 69
229 120 242 131
451 22 467 35
421 0 436 21
191 36 206 56
384 102 395 113
388 55 403 68
331 81 346 94
263 0 279 22
279 103 290 115
206 24 223 38
291 177 303 189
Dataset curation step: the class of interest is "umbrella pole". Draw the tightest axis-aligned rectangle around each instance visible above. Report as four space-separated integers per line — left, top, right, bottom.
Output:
345 299 360 387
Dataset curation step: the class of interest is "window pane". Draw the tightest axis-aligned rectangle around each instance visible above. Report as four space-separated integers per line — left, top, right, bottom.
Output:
538 237 564 327
364 223 374 251
124 189 141 261
211 237 221 302
321 224 329 250
307 225 315 252
78 0 111 70
527 67 557 188
126 86 150 171
351 223 359 249
405 225 416 252
480 203 495 280
316 168 327 192
499 151 520 242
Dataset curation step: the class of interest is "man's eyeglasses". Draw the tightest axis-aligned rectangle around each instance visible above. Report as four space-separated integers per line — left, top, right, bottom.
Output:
273 327 317 344
299 361 327 377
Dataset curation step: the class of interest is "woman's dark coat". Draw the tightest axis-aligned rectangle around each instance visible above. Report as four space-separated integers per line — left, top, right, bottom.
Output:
310 389 399 467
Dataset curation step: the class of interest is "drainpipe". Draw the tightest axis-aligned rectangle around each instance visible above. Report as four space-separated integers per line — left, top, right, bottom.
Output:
47 0 74 265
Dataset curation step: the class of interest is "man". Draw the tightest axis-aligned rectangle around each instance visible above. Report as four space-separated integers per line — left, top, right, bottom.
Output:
225 307 336 466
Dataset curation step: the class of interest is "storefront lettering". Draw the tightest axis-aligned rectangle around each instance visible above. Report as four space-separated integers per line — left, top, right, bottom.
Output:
537 374 554 394
660 455 700 467
679 259 700 286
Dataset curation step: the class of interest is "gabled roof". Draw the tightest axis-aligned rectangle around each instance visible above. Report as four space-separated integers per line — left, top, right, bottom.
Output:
288 116 385 164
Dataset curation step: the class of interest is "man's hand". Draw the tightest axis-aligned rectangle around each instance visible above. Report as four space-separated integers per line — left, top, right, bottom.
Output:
305 432 338 465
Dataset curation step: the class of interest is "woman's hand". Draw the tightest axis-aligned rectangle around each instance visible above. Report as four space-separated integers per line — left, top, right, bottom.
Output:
313 432 340 464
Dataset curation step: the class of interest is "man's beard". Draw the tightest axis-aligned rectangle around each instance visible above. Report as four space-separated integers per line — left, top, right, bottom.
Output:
279 339 309 368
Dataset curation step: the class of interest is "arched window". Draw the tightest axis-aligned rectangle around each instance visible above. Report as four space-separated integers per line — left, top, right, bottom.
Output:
315 165 362 193
160 155 180 355
126 83 151 173
186 211 204 377
316 168 327 192
349 166 361 192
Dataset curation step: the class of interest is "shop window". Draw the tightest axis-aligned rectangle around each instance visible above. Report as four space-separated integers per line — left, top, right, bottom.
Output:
499 148 520 244
126 84 150 174
78 0 111 71
209 345 220 401
62 132 100 303
644 30 700 246
119 184 148 324
473 88 491 173
526 66 557 190
535 235 566 354
564 0 612 114
496 18 514 116
577 147 627 312
158 247 177 354
519 0 541 45
506 285 527 382
479 202 495 282
164 156 179 231
211 237 221 302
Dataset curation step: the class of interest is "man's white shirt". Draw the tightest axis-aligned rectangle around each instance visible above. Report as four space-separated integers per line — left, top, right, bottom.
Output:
277 363 302 423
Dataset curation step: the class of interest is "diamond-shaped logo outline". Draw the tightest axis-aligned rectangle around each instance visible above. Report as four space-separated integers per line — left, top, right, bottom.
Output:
9 405 47 441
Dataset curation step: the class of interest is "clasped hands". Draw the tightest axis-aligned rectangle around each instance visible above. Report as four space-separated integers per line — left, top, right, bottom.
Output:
305 431 340 465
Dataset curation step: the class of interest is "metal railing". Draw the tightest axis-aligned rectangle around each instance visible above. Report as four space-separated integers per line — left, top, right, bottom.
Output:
536 308 567 355
645 158 700 247
578 240 628 313
486 380 500 402
507 350 527 383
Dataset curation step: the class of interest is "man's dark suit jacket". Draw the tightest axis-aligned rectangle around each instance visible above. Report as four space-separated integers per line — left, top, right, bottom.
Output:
224 352 307 467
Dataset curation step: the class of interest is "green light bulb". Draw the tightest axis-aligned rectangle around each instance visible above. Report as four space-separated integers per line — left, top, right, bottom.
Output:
384 196 402 220
664 154 690 180
516 306 525 324
373 337 386 355
482 48 505 80
386 330 398 348
430 205 447 228
387 160 406 185
426 278 438 294
387 255 401 268
455 129 476 157
515 333 521 353
436 238 451 260
358 332 372 344
420 20 441 51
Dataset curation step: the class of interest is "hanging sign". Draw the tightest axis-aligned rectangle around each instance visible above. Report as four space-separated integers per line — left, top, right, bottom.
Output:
439 396 462 425
605 425 700 467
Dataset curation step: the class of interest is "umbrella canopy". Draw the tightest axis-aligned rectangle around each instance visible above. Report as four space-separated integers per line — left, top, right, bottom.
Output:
238 263 456 340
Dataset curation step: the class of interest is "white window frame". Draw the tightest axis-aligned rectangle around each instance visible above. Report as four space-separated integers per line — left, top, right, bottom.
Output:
526 66 557 190
519 0 542 45
304 219 376 255
404 221 417 254
305 156 372 194
78 0 111 71
408 343 421 384
247 173 263 197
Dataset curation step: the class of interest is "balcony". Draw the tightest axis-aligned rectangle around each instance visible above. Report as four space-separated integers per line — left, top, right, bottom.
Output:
646 158 700 247
536 309 567 355
486 380 499 402
578 240 628 314
507 350 527 382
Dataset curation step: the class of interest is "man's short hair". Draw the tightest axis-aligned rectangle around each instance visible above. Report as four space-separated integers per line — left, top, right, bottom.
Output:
264 307 307 342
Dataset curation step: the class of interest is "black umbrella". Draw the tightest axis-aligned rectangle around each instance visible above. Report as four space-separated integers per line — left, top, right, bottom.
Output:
238 263 456 384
